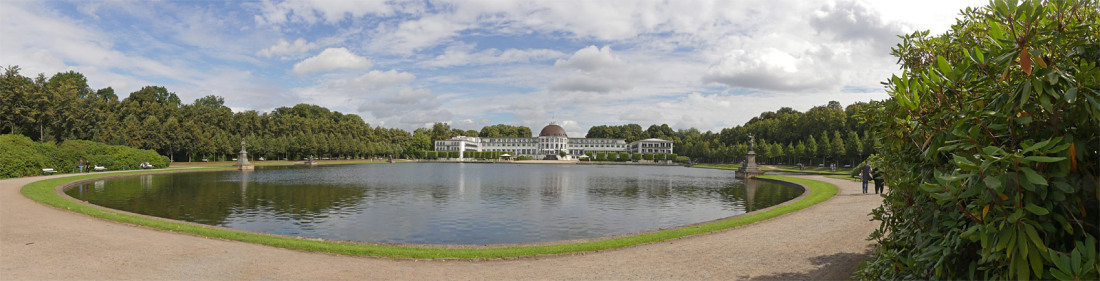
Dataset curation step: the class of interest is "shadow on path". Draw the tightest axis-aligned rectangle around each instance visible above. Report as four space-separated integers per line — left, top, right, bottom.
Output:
744 249 871 280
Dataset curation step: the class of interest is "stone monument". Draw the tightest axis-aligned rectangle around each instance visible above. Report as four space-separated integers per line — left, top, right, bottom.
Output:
738 134 763 178
234 139 254 170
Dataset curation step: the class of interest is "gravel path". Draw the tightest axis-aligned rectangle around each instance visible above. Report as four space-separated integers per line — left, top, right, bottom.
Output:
1 173 883 280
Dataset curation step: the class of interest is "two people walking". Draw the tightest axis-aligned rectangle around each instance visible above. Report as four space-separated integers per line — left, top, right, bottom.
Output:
860 162 884 194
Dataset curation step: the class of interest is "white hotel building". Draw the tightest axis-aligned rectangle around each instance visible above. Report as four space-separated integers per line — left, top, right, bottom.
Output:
434 122 673 160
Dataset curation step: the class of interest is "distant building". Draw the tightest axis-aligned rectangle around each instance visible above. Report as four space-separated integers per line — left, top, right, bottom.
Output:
433 122 673 160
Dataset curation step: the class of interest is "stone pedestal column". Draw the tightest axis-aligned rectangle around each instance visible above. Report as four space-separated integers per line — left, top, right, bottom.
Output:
235 140 254 170
738 150 763 179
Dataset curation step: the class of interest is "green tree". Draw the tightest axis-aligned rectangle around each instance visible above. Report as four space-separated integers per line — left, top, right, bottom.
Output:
804 135 818 166
856 1 1099 280
830 131 845 166
846 131 862 166
816 131 830 165
0 66 33 135
405 134 431 159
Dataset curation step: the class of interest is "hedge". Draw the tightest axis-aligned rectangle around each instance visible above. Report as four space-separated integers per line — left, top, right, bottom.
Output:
0 134 170 178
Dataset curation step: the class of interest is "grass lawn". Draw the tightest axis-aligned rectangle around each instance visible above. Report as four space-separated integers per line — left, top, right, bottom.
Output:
21 169 837 259
693 163 850 175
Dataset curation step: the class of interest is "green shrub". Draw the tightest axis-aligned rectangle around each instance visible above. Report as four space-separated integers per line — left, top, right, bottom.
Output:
618 152 629 162
0 134 170 178
0 134 51 178
856 1 1099 280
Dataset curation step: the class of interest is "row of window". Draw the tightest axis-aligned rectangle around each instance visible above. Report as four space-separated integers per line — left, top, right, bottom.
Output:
635 142 672 148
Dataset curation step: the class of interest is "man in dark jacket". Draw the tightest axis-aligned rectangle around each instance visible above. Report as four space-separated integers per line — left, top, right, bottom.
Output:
873 168 885 194
860 162 871 194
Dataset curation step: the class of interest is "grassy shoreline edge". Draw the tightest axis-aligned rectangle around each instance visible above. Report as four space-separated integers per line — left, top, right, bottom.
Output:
20 171 838 259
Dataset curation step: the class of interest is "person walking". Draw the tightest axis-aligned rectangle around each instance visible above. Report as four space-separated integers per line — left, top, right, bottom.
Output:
860 162 871 194
78 159 84 173
873 167 885 194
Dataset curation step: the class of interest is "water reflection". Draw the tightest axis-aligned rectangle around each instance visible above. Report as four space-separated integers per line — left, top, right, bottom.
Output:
67 163 802 245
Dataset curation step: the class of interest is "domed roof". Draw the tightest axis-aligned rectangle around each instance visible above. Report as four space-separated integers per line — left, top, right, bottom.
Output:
539 122 567 137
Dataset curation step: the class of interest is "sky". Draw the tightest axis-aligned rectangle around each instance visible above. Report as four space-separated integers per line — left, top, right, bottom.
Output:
0 0 986 136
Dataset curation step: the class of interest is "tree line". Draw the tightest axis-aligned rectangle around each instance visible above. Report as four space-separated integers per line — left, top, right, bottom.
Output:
582 101 880 167
1 66 415 161
2 65 871 166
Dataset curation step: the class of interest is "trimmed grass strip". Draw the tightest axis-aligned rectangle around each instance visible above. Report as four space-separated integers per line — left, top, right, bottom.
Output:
693 163 849 175
21 172 837 259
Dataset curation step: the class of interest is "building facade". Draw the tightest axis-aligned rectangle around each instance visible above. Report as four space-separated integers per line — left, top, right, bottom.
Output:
434 122 674 160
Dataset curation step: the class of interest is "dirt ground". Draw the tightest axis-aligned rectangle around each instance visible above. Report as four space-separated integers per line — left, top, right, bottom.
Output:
1 173 883 280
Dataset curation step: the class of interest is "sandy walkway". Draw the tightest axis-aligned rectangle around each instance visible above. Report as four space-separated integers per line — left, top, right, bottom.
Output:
1 173 882 280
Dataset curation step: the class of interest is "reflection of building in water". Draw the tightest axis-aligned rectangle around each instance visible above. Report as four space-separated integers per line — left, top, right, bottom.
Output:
434 122 673 160
540 170 564 197
455 163 484 198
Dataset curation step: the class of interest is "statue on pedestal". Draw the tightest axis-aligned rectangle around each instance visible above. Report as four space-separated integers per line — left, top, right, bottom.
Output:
739 134 763 178
235 139 254 170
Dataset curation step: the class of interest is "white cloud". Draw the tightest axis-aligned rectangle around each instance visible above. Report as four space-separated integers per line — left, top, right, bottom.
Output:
420 46 566 68
549 46 633 93
292 48 372 75
702 47 836 92
553 45 625 71
353 70 417 90
0 1 203 95
367 15 466 54
358 88 452 129
865 0 987 35
258 38 318 58
289 69 416 110
254 0 405 26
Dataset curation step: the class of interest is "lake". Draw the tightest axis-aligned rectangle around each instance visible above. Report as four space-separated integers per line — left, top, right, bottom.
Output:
66 163 802 245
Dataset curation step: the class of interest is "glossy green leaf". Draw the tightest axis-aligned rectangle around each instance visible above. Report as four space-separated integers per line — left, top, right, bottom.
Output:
984 175 1003 190
1020 167 1048 186
1023 139 1049 153
1025 203 1049 215
1065 87 1077 103
1023 224 1046 253
1029 244 1043 279
1024 155 1065 163
1071 247 1081 272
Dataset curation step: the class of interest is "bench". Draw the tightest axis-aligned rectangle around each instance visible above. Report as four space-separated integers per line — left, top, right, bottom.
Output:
93 165 107 171
42 168 57 175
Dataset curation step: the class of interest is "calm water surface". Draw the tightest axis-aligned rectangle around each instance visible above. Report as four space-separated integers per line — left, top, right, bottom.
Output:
67 163 801 245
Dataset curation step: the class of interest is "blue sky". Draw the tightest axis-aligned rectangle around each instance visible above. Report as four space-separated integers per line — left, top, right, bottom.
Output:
1 0 983 135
